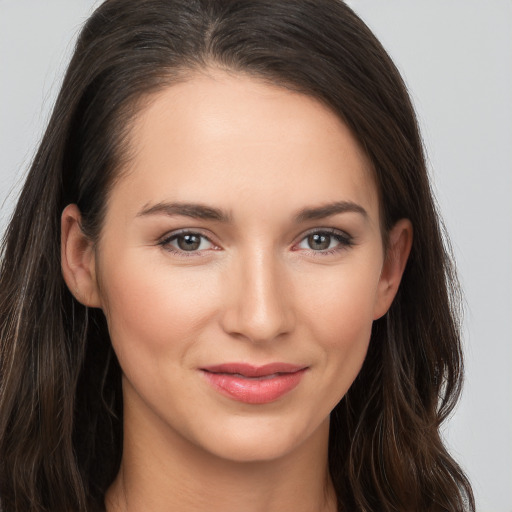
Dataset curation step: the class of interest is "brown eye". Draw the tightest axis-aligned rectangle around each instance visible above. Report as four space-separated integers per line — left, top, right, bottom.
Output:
296 229 354 254
307 233 331 251
160 232 214 254
177 234 201 251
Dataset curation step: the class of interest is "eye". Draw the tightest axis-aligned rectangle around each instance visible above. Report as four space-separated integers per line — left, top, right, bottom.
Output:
296 229 353 254
159 231 215 255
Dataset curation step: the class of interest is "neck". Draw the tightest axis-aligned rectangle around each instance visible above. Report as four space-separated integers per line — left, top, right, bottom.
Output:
105 387 337 512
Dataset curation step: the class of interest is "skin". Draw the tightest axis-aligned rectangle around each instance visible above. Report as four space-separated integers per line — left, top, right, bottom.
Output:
61 70 412 512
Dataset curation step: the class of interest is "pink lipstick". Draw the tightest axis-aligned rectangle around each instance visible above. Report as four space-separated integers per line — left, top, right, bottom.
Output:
200 363 307 404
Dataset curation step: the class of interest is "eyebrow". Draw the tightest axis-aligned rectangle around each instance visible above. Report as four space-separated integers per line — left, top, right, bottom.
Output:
294 200 368 222
137 201 232 222
136 200 367 223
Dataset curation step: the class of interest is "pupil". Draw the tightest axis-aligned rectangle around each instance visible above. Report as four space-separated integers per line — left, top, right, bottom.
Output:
308 233 330 250
178 234 200 251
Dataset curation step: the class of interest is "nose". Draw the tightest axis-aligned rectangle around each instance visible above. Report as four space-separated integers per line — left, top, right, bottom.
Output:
219 250 295 344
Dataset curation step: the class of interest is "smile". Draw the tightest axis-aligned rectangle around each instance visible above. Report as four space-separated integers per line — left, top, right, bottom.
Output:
200 363 308 404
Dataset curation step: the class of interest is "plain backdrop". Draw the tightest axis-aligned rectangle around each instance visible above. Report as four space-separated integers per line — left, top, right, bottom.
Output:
1 1 511 511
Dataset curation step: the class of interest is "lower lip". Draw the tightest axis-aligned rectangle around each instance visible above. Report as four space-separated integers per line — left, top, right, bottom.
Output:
202 369 307 404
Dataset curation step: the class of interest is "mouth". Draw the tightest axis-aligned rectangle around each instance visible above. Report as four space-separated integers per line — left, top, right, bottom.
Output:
200 363 308 404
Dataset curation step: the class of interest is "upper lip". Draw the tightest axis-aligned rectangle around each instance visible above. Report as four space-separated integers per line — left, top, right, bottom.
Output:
201 363 307 378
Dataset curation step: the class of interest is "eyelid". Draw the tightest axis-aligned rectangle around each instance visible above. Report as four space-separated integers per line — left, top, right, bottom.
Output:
292 227 355 254
156 227 354 257
158 229 219 256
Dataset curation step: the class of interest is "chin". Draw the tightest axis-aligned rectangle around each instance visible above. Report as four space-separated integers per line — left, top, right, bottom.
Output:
205 438 299 464
191 414 329 464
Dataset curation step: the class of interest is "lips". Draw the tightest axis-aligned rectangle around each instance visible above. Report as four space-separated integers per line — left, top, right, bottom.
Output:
200 363 308 404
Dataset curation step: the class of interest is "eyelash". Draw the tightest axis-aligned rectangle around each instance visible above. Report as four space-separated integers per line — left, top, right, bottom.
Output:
158 228 354 257
295 228 355 256
158 229 217 258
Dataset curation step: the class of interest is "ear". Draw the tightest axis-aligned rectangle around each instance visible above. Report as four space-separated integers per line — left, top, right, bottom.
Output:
61 204 102 308
373 218 413 320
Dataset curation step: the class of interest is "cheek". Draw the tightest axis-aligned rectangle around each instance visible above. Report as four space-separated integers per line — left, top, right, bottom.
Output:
301 260 381 344
313 288 374 377
98 252 218 368
296 256 382 395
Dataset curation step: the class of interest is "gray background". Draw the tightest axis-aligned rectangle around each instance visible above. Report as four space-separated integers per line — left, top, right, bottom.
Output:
1 1 511 510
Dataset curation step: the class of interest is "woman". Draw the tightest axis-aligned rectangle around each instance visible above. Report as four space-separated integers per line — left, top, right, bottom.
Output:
0 0 474 511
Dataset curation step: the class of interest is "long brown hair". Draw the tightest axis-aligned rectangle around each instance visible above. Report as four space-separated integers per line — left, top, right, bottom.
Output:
0 1 474 510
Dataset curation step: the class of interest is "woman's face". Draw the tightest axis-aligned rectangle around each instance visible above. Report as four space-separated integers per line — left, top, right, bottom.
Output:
67 70 409 463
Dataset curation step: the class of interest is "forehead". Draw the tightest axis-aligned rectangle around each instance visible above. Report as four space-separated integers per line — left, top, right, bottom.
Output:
109 70 379 224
